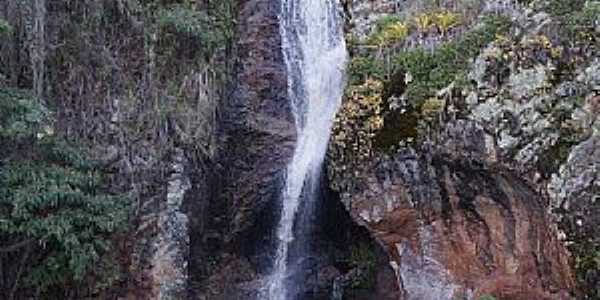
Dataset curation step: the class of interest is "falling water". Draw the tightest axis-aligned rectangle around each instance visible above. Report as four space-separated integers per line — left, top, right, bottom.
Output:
266 0 347 299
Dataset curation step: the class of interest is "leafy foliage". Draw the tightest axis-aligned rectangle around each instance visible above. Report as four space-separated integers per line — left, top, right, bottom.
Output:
156 5 223 53
367 16 410 46
347 243 377 289
414 13 434 33
0 89 130 297
154 1 235 61
535 0 587 18
394 15 512 104
564 1 600 44
574 245 600 299
434 11 462 35
0 18 11 35
0 89 49 139
343 15 512 152
348 56 385 84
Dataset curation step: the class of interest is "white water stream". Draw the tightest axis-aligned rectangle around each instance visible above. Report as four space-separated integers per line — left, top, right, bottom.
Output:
266 0 347 299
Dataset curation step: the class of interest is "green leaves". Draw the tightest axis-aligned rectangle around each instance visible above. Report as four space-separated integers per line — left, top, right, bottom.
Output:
156 5 210 36
0 88 49 139
155 3 232 58
0 88 130 295
0 155 129 292
347 243 377 289
393 15 512 104
367 16 410 47
348 56 385 84
0 18 11 35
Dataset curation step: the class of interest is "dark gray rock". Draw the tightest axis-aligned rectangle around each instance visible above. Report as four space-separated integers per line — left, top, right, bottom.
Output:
219 0 295 244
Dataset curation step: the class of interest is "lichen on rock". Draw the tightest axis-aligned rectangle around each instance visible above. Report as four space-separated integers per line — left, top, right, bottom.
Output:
327 0 600 298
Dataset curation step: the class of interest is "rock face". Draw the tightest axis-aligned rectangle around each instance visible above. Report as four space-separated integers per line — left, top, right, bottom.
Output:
219 0 295 244
342 0 400 38
2 1 227 298
329 120 574 299
150 150 191 299
194 0 296 297
326 0 600 299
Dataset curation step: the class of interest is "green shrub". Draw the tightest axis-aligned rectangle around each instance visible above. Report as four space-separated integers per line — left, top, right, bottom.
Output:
348 56 386 85
414 13 435 33
565 2 600 43
350 15 512 151
156 5 210 35
367 16 410 46
538 0 587 17
0 89 49 140
155 1 234 57
434 11 462 36
374 15 404 31
394 15 512 104
572 243 600 299
0 18 11 35
0 89 130 297
347 243 377 289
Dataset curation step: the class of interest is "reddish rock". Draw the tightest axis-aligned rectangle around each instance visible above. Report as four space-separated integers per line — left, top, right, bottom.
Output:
329 120 575 299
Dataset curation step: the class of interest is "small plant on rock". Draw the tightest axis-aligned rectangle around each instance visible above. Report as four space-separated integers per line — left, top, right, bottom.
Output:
0 18 11 35
414 13 435 36
434 11 461 36
367 16 410 47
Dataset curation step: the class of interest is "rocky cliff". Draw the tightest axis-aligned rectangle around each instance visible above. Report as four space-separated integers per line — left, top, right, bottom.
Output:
327 0 599 299
1 1 230 298
0 0 598 299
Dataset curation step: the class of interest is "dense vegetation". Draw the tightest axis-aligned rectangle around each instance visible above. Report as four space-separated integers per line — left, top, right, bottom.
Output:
0 89 129 299
0 0 235 298
344 13 512 151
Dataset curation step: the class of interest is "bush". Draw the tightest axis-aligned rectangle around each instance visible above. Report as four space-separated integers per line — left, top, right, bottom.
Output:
565 2 600 43
367 16 410 46
394 15 512 104
348 243 377 289
0 89 49 140
155 1 234 59
434 11 462 36
0 18 11 35
348 56 386 84
0 88 130 298
414 13 435 33
537 0 587 17
572 242 600 299
344 15 511 151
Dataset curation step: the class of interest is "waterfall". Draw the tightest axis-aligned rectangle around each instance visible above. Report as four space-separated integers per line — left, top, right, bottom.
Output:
266 0 347 299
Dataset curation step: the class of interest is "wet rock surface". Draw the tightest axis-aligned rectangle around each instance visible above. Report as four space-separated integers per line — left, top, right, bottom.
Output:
194 0 295 297
220 0 295 243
